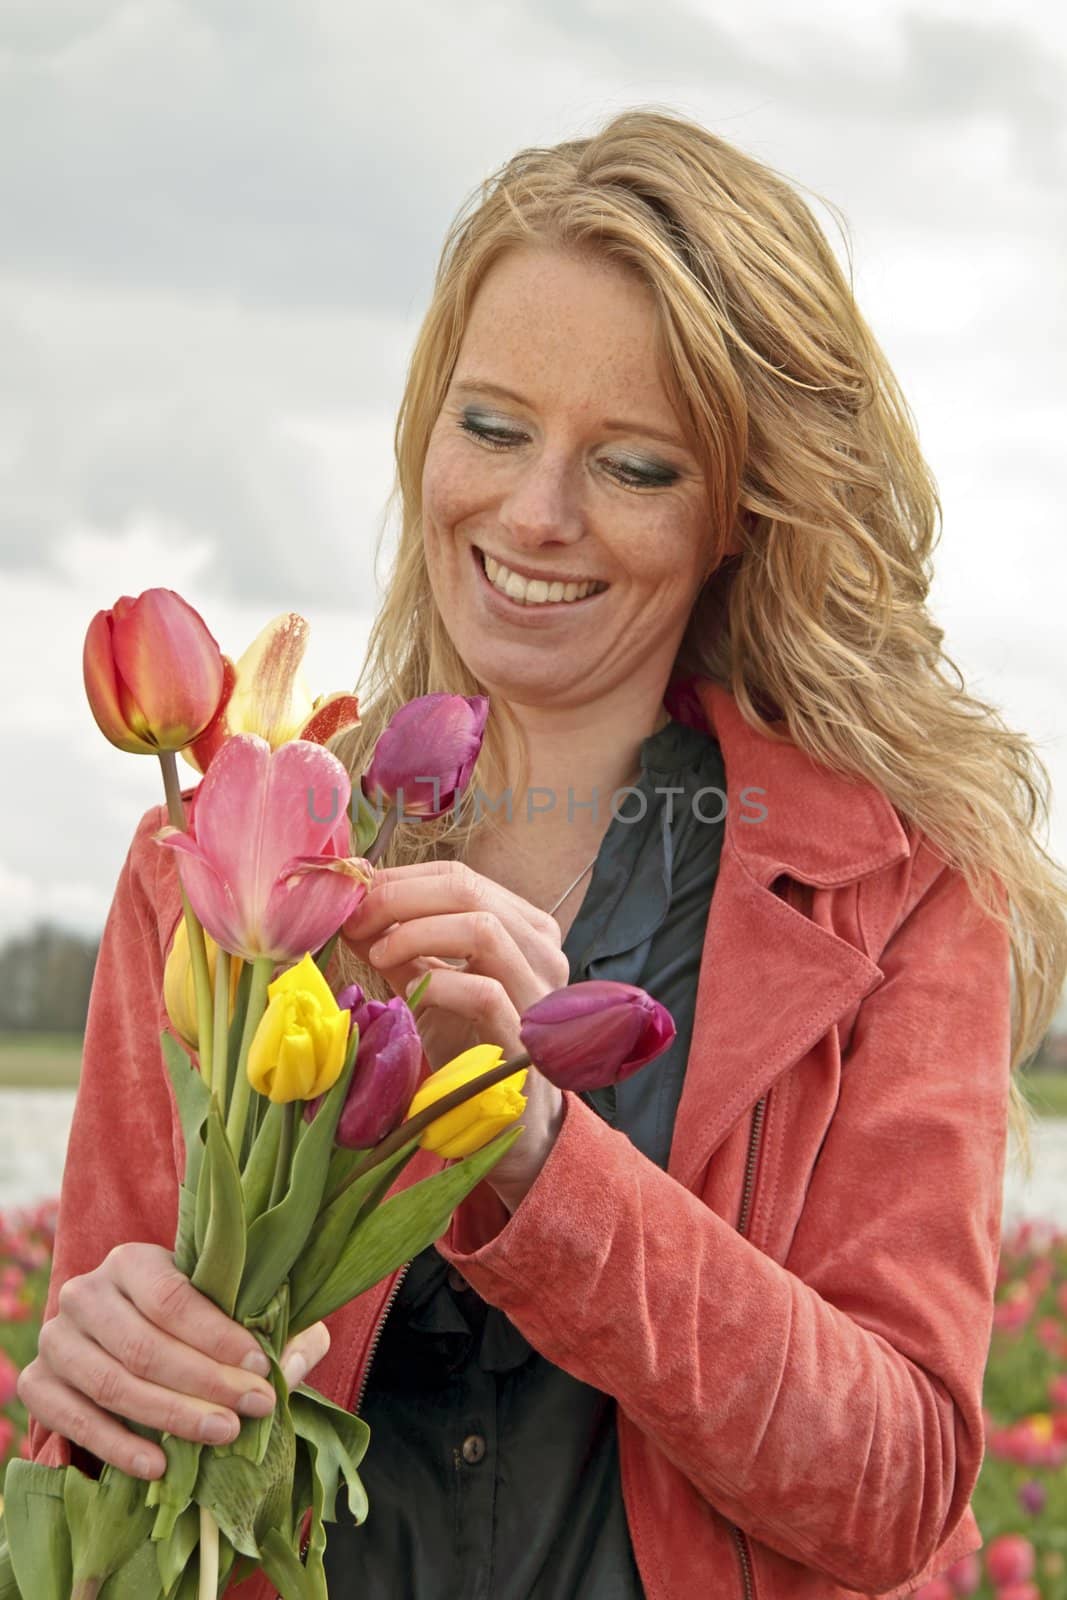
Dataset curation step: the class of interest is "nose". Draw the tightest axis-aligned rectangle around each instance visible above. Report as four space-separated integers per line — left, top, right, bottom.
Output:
495 446 585 552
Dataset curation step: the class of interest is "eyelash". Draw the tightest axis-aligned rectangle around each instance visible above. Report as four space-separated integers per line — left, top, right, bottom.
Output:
457 415 678 490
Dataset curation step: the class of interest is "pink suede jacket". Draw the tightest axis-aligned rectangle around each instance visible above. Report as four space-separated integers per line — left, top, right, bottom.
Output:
30 678 1013 1599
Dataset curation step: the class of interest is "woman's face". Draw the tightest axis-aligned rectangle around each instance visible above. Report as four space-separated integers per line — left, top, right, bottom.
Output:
421 244 717 712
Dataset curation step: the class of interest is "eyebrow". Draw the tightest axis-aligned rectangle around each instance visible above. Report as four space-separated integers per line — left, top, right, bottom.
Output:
451 378 690 451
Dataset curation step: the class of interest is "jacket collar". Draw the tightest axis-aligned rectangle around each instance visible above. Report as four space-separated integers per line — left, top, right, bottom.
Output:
668 675 912 889
665 676 912 1187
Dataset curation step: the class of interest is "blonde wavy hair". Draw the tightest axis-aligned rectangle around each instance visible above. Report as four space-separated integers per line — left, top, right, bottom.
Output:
330 104 1067 1178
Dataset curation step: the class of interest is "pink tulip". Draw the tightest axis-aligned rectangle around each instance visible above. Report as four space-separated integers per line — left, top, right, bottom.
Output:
84 588 231 754
519 980 676 1092
996 1585 1041 1600
1050 1372 1067 1409
0 1416 14 1463
363 693 489 819
155 734 372 962
944 1552 981 1593
985 1534 1036 1586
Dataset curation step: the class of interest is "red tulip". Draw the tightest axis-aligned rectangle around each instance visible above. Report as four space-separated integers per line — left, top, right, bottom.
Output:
363 693 488 819
985 1534 1036 1586
518 980 676 1093
1018 1478 1047 1515
155 734 372 962
83 588 230 754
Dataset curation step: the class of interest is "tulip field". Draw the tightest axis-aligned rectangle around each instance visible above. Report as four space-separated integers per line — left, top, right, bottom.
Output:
0 1205 1063 1595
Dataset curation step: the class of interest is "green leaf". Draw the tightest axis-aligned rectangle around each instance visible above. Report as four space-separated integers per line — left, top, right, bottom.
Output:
65 1463 156 1590
258 1526 327 1600
287 1136 419 1320
145 1435 202 1542
405 971 432 1010
194 1400 295 1561
161 1032 210 1193
234 1036 359 1322
172 1183 198 1278
241 1098 285 1225
0 1525 20 1600
1 1460 72 1600
153 1502 199 1595
291 1125 523 1331
289 1388 370 1527
97 1534 166 1599
190 1098 247 1317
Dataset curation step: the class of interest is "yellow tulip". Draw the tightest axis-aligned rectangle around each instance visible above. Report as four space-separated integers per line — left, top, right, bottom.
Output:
406 1044 527 1160
163 917 241 1050
247 952 351 1104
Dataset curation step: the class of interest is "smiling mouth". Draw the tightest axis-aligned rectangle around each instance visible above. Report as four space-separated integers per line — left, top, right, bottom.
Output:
473 545 609 607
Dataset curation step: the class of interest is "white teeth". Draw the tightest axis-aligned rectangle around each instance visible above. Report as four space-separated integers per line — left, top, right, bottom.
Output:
481 551 603 605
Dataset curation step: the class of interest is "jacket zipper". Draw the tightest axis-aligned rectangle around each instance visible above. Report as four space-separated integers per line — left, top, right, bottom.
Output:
298 1261 412 1561
728 1093 767 1600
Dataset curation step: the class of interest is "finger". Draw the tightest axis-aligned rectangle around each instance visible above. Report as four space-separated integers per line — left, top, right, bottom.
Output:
279 1321 331 1389
345 863 560 953
61 1279 276 1418
104 1244 271 1375
368 912 546 1013
18 1359 169 1480
406 967 522 1057
38 1315 247 1448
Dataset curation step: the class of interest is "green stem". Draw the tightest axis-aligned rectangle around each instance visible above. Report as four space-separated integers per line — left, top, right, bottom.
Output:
198 1504 219 1600
327 1050 532 1204
313 929 339 977
269 1100 296 1209
212 949 231 1120
159 750 214 1091
225 956 274 1165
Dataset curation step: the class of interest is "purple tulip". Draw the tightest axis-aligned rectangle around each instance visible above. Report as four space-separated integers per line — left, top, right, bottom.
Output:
1018 1479 1047 1516
519 980 675 1093
336 1000 425 1148
362 694 489 820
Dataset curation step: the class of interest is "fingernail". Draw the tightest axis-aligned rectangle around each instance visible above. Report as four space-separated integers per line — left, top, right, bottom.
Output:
238 1389 275 1418
282 1353 308 1389
201 1413 238 1444
240 1348 271 1377
368 940 386 964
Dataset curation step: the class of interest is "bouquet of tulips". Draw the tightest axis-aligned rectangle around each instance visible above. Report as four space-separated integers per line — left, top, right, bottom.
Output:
0 591 675 1600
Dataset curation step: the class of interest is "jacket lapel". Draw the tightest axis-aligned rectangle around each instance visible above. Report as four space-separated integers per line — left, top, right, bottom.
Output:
666 678 912 1190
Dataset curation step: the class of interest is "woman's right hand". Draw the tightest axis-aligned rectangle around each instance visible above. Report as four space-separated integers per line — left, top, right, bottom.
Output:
17 1242 331 1481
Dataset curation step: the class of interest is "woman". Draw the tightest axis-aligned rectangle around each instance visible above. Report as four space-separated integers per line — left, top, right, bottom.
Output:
23 108 1067 1599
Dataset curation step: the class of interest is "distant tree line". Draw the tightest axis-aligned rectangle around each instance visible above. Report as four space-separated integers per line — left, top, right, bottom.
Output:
0 924 99 1032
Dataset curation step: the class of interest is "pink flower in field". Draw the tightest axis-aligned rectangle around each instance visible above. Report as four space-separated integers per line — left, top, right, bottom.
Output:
0 1292 30 1322
1036 1314 1066 1351
995 1585 1041 1600
0 1264 23 1291
911 1579 953 1600
155 734 373 963
1026 1257 1053 1294
944 1552 981 1593
0 1350 18 1405
985 1534 1036 1586
1058 1282 1067 1317
0 1416 14 1462
992 1280 1036 1334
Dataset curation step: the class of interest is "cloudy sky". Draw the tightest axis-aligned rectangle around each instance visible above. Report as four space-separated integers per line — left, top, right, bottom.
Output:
1 1 1064 1012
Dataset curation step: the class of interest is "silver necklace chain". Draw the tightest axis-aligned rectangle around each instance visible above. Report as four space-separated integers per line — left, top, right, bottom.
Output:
546 851 599 918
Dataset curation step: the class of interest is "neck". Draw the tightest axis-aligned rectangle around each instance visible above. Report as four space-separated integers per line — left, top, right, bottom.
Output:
487 683 671 845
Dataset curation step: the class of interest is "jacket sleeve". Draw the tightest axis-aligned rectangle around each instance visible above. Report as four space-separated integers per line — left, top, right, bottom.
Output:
28 801 185 1469
435 854 1013 1594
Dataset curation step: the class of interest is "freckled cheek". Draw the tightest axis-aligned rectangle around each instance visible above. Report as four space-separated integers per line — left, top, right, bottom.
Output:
422 445 491 549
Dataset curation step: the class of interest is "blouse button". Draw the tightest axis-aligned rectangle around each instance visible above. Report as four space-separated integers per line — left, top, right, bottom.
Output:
447 1266 470 1292
461 1433 487 1465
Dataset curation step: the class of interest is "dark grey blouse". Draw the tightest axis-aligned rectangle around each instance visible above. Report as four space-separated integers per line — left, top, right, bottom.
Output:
322 719 727 1598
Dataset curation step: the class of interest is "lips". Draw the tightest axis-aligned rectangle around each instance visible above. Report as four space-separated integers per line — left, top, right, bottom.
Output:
472 545 608 606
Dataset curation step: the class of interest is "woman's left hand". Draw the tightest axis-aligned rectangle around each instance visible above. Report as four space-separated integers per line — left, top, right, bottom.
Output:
340 860 571 1205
